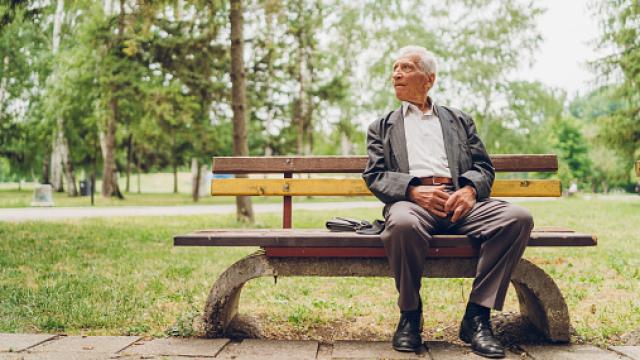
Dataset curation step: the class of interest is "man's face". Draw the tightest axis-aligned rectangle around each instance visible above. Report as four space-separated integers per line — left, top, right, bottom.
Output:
392 55 434 105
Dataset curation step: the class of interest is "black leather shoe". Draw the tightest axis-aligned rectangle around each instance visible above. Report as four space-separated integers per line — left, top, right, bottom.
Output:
459 315 505 359
392 309 423 352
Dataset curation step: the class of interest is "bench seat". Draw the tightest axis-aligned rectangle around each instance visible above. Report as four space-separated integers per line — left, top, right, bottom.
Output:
174 228 596 258
174 227 596 248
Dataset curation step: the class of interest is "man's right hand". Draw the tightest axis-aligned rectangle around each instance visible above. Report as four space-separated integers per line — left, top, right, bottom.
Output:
407 185 450 217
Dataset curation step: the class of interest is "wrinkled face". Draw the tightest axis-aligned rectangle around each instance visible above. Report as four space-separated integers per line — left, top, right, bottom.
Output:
391 55 435 105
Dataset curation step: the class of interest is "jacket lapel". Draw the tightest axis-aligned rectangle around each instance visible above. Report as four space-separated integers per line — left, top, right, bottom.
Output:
435 105 459 185
387 108 410 173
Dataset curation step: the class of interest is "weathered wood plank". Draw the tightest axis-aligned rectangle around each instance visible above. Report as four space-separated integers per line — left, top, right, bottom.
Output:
211 178 562 197
174 229 597 248
212 154 558 173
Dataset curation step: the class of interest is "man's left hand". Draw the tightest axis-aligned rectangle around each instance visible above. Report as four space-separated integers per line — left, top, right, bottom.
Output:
444 185 477 222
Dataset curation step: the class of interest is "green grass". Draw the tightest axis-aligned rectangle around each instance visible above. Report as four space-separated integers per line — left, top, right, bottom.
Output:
0 197 638 345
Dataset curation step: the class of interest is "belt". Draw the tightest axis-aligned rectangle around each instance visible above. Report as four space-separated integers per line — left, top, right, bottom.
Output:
419 176 453 185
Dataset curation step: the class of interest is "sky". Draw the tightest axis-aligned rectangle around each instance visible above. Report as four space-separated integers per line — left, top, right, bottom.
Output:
515 0 602 98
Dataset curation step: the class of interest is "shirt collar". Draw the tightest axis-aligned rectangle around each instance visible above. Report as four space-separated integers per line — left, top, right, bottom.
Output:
402 96 435 117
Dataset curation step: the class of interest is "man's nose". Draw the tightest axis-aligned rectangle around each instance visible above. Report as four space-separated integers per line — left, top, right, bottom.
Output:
393 71 403 80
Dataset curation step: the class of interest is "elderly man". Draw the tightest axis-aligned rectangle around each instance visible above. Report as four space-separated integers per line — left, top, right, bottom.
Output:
362 45 534 358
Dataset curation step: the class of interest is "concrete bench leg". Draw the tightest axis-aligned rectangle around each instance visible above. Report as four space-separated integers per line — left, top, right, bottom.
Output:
510 258 570 342
203 252 276 338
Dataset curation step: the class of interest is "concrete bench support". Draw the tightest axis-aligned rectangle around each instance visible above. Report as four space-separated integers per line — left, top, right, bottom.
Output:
203 251 570 342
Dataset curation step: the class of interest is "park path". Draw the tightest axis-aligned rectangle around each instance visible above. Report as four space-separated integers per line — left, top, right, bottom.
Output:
1 334 639 359
0 197 565 222
0 201 382 222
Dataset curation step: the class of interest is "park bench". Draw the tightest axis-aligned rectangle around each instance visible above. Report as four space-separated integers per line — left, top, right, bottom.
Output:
174 155 597 342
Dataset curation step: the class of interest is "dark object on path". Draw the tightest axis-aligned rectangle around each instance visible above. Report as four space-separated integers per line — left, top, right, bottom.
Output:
79 179 92 196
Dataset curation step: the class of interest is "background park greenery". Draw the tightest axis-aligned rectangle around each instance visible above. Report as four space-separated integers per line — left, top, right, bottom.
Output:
1 0 640 346
0 0 639 204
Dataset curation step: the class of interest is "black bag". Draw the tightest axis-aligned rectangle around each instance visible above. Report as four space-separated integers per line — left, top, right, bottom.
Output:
325 217 385 235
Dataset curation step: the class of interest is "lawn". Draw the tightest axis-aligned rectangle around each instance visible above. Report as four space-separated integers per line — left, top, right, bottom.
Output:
0 197 638 345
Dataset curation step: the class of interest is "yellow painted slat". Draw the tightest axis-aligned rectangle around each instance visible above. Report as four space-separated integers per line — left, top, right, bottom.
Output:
211 179 561 197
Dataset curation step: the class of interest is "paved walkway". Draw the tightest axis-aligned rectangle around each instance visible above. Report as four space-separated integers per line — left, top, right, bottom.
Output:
1 334 639 359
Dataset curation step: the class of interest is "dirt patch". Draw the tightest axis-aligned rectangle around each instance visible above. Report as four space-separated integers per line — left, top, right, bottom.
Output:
226 311 556 346
621 328 640 346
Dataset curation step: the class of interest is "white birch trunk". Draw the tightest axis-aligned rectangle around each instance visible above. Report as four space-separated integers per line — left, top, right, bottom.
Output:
50 0 77 194
0 56 8 106
103 0 113 16
340 132 352 155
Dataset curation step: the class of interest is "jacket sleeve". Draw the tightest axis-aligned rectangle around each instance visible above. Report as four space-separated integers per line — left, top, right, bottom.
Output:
458 112 495 200
362 118 419 204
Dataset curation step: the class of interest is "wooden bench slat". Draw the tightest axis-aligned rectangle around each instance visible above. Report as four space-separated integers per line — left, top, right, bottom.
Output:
212 155 558 173
174 229 597 248
211 178 562 197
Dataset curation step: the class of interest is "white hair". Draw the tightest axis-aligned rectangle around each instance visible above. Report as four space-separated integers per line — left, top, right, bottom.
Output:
396 46 437 75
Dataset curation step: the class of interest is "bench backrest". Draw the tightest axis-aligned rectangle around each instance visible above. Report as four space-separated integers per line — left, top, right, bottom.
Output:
210 155 560 228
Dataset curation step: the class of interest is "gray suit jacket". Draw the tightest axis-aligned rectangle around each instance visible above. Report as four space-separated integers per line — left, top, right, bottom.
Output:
362 104 495 212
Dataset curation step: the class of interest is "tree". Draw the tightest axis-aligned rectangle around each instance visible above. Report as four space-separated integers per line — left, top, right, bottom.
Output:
100 0 126 198
0 1 50 184
570 87 631 192
591 0 640 170
48 0 79 196
230 0 254 222
550 116 592 188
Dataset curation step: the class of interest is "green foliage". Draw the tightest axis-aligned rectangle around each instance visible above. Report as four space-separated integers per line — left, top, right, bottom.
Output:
0 0 636 194
591 0 640 168
570 87 634 192
550 116 592 188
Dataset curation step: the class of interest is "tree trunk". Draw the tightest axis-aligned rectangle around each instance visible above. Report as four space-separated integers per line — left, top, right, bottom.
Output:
102 96 118 197
50 134 64 192
49 0 77 194
137 158 141 194
102 0 125 198
191 157 200 202
173 163 179 193
479 91 492 146
0 56 8 106
294 40 306 155
41 139 50 185
340 132 351 155
61 136 77 196
230 0 254 223
125 134 132 192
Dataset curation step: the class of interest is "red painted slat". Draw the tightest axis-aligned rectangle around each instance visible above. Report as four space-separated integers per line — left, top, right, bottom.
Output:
263 246 478 258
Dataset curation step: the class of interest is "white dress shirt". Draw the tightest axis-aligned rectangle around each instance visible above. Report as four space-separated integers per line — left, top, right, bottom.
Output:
402 100 451 178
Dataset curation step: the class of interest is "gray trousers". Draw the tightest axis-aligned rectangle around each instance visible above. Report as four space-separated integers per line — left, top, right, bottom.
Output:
381 194 534 312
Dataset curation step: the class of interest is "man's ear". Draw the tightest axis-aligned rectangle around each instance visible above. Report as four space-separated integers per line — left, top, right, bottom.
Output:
424 73 436 91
